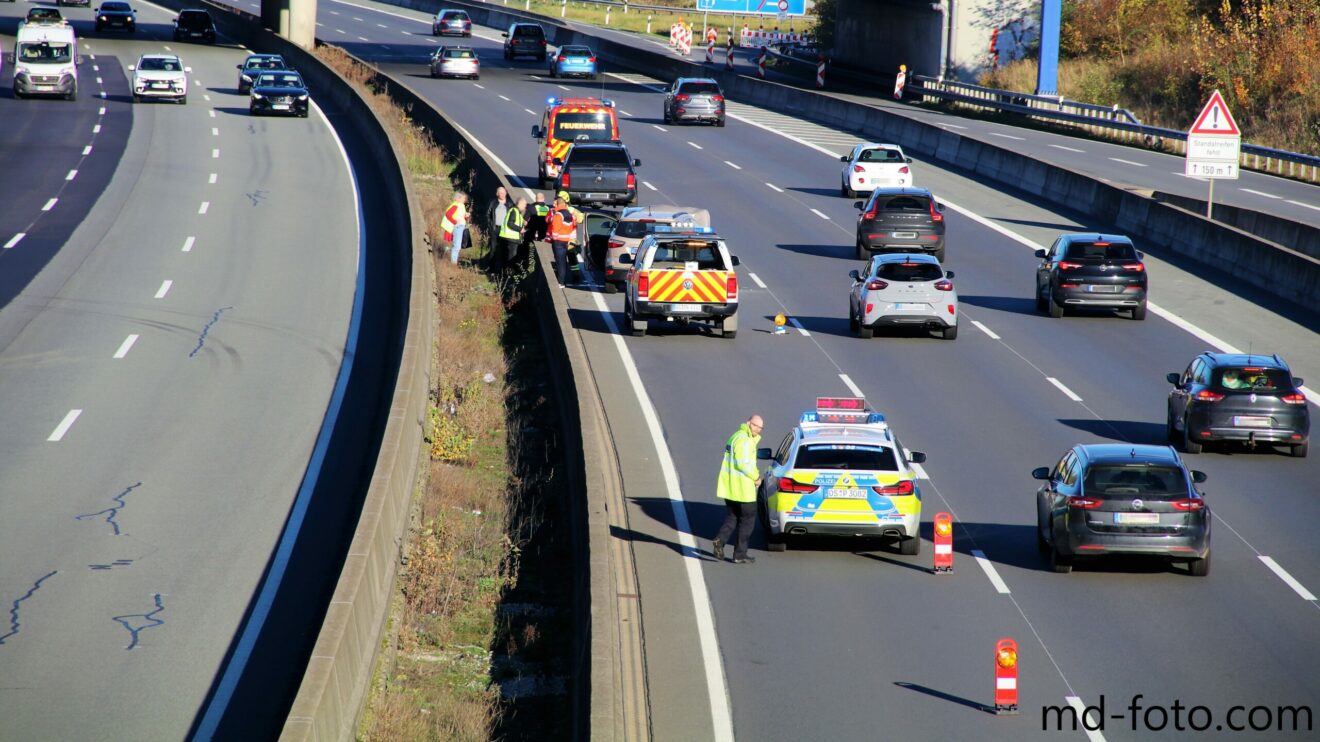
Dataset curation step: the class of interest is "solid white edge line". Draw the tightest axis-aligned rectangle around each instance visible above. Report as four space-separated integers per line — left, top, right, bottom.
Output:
970 549 1011 594
971 320 1000 339
182 236 196 252
42 198 58 211
48 409 83 442
747 272 767 288
1065 696 1109 742
839 373 864 398
4 233 25 249
154 280 173 299
1046 377 1083 402
788 317 810 336
1259 556 1318 601
114 334 139 359
809 208 830 220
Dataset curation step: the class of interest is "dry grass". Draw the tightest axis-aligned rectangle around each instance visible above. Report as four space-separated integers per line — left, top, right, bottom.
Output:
508 0 811 39
312 45 532 741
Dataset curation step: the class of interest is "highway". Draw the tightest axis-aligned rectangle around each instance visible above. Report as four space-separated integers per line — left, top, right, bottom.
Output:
0 3 359 739
292 2 1320 739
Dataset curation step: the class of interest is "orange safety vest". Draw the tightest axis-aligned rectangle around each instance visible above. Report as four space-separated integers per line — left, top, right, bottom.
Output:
547 208 576 242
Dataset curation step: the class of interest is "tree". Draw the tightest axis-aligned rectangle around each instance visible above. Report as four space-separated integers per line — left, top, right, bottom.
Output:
811 0 836 51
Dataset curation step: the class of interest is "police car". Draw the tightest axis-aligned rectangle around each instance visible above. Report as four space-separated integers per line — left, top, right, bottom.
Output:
756 398 927 554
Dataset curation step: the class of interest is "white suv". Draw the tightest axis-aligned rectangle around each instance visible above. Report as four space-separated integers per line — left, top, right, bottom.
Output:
130 53 189 103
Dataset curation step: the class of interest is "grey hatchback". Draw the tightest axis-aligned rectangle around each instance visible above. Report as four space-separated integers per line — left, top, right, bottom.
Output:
1166 352 1309 457
853 187 946 261
1033 444 1210 576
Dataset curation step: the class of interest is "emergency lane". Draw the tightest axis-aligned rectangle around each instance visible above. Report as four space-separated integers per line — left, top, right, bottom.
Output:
0 6 359 740
280 6 1320 739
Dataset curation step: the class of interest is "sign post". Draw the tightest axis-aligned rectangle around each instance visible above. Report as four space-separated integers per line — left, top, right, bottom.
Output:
1184 90 1241 220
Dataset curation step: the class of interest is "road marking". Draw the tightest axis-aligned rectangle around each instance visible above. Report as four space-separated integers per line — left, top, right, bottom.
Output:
100 91 107 98
910 462 929 479
211 127 219 136
1259 556 1317 601
498 94 510 101
939 123 967 130
971 549 1011 594
113 334 139 359
42 198 57 212
335 28 346 34
642 181 657 191
473 83 485 89
1286 199 1320 212
1065 697 1109 742
353 16 363 21
724 160 741 169
747 272 766 288
182 236 196 252
377 22 386 27
163 45 172 51
989 132 1025 141
809 208 830 220
839 373 864 398
557 84 570 91
1049 144 1085 153
154 280 173 299
620 110 631 116
1108 157 1147 167
789 317 810 336
4 233 26 249
971 320 1000 339
688 141 703 150
83 145 92 156
66 170 78 181
212 148 220 158
652 124 667 132
93 124 102 134
93 64 99 71
1239 188 1280 199
96 77 103 84
523 108 536 115
98 106 106 115
203 94 211 102
48 410 83 442
765 182 783 192
209 173 218 184
198 201 210 215
1047 377 1083 402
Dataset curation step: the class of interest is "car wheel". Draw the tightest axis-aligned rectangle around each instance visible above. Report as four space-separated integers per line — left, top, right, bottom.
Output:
603 281 618 295
1166 410 1178 442
623 303 645 337
473 74 480 81
1050 542 1073 574
898 534 920 556
178 95 187 105
1291 441 1309 458
759 498 787 552
1188 552 1210 577
1035 283 1048 312
856 241 868 261
856 317 873 339
1132 300 1148 321
1048 291 1065 319
941 323 958 340
538 54 547 62
1036 517 1050 554
1180 417 1203 454
716 117 725 127
65 89 77 102
848 306 859 333
934 246 946 263
663 110 671 124
720 314 737 339
430 70 438 78
299 110 309 118
842 184 855 199
249 106 258 116
132 94 140 103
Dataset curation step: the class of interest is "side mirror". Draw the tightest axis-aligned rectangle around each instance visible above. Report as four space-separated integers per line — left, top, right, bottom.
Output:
1034 249 1047 259
1292 377 1304 386
730 255 740 266
905 157 914 163
907 451 927 464
173 15 178 21
619 253 634 264
944 270 955 278
553 157 563 166
936 203 945 212
531 125 541 138
853 200 864 210
237 64 243 69
1137 251 1145 259
848 269 860 281
502 32 508 37
128 64 136 71
839 154 849 162
185 66 193 73
1191 471 1208 484
3 53 13 65
1166 372 1181 385
633 158 641 167
1031 467 1051 480
756 447 772 460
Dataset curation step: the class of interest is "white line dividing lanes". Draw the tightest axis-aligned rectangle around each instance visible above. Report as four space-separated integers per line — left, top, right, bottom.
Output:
209 173 218 184
198 202 210 215
1047 377 1083 402
838 373 864 398
971 549 1011 594
154 280 173 299
989 132 1025 141
764 182 783 192
42 198 57 211
642 181 657 191
688 141 703 150
82 145 92 156
747 272 767 288
1258 556 1318 601
113 334 139 359
1108 157 1147 167
1240 188 1280 199
66 170 78 181
4 233 25 249
788 317 810 336
1049 144 1085 153
724 160 741 169
48 410 83 442
212 148 220 158
182 236 196 252
809 208 830 220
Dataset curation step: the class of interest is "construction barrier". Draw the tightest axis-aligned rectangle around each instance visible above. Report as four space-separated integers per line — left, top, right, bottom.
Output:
756 46 767 79
724 44 734 71
893 64 907 100
740 28 810 48
816 56 826 88
705 39 714 64
933 511 953 573
994 638 1020 715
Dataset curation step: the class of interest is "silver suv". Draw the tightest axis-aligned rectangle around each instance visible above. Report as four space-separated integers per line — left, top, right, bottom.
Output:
602 205 710 292
662 77 726 126
848 253 958 339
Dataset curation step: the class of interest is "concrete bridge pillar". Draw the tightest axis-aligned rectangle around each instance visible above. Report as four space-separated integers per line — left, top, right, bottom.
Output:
261 0 316 49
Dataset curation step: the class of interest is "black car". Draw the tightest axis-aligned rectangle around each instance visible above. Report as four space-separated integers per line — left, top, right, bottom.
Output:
1167 352 1309 457
237 54 287 94
173 9 216 43
1033 444 1210 576
57 0 92 7
1035 232 1148 319
663 77 726 126
249 70 310 118
554 142 640 207
503 22 547 61
852 187 946 261
94 1 136 32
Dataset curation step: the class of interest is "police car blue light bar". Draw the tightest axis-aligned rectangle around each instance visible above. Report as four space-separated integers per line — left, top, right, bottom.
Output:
651 225 715 234
800 411 886 425
546 96 559 106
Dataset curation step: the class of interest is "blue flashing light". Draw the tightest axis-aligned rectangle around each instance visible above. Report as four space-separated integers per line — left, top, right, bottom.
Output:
801 412 818 424
867 413 887 425
602 98 615 107
652 225 715 234
547 96 559 106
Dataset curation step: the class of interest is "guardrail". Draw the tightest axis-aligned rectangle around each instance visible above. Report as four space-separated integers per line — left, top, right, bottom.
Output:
477 0 814 20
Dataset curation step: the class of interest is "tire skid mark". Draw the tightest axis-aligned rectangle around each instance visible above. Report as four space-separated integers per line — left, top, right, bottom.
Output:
0 571 59 646
75 482 143 536
112 594 165 650
189 306 234 358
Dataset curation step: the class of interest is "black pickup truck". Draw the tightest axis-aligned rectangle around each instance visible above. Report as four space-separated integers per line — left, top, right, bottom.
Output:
554 142 640 207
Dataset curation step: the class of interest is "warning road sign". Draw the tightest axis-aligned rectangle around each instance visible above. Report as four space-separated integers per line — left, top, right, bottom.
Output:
1189 90 1240 136
1185 90 1240 181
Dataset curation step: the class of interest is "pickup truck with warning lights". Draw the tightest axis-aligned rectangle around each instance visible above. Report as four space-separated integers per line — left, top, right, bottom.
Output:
620 227 740 338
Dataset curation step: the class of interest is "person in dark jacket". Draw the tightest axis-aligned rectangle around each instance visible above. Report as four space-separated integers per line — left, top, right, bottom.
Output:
519 192 550 269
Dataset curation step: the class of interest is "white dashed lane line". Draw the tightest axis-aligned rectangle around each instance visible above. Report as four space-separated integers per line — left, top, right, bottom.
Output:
198 201 210 214
687 141 703 150
971 320 1000 339
82 145 92 156
557 84 570 91
1240 188 1280 199
1258 556 1318 601
182 236 196 252
788 317 810 336
1066 697 1109 742
211 127 219 136
747 272 767 288
1109 157 1147 167
154 280 173 299
203 94 211 101
113 334 139 359
98 106 105 115
473 83 485 89
809 208 830 220
1046 377 1083 402
523 108 536 115
765 182 783 192
724 160 741 169
1286 199 1320 212
1049 144 1085 153
66 170 77 181
971 549 1011 594
620 110 631 116
989 132 1025 141
96 77 103 84
93 124 102 134
4 233 26 249
93 64 99 71
939 123 967 130
47 409 83 442
42 198 57 212
209 173 217 184
358 36 370 41
651 124 667 132
212 148 220 158
498 94 510 101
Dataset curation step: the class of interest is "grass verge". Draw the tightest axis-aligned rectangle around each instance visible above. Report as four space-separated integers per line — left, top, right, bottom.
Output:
510 0 812 39
312 45 573 740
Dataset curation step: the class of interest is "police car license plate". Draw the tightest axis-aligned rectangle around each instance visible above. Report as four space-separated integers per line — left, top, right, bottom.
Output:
670 304 701 313
892 232 918 239
1233 416 1271 427
826 487 867 499
1115 512 1160 524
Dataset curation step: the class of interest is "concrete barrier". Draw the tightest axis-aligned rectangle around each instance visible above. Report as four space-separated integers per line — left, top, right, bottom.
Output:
1153 191 1320 262
147 1 431 739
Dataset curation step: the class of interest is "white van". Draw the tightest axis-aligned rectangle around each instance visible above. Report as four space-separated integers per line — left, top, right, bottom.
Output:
12 23 79 100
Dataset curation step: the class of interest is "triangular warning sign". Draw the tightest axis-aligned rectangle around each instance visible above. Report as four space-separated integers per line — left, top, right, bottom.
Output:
1189 91 1241 135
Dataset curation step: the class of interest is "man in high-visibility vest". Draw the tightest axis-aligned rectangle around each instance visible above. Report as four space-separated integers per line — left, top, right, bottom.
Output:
546 194 577 287
712 414 764 564
440 191 469 264
496 197 526 273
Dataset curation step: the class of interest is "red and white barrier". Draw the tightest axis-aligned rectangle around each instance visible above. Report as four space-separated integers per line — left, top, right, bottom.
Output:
705 40 714 64
994 638 1019 715
756 47 767 79
933 512 953 573
725 44 734 71
739 29 809 48
893 64 907 100
816 56 826 88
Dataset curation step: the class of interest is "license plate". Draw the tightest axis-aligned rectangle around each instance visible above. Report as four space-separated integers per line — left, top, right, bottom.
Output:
191 32 202 36
585 193 610 200
36 85 54 91
825 487 867 499
1085 284 1117 293
1115 512 1160 524
670 304 701 313
894 303 925 310
273 103 290 110
1233 416 1271 428
151 83 169 88
892 231 918 239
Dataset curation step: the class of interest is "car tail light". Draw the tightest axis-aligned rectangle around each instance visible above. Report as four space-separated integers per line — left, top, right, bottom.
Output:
934 279 953 291
726 273 737 299
557 55 566 62
711 95 724 103
853 165 865 173
540 39 547 45
561 172 570 188
1058 261 1084 270
608 239 624 249
1060 283 1080 288
928 200 943 223
947 304 956 314
675 94 689 102
862 205 878 221
872 480 915 496
899 166 910 174
779 477 819 494
1282 392 1306 405
637 272 649 298
1121 263 1146 272
1067 496 1103 510
588 56 597 63
1171 499 1205 511
1195 390 1224 402
866 279 888 290
626 173 636 189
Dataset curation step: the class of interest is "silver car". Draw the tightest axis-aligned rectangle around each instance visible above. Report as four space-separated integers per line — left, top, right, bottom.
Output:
848 253 958 339
602 205 710 292
430 46 479 79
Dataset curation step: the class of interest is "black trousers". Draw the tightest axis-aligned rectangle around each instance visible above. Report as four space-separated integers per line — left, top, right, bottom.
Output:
714 500 756 559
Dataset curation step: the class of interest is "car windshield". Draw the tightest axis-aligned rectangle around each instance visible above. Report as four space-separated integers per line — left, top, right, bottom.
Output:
872 194 930 211
247 58 284 70
1083 464 1188 498
795 444 899 471
1212 367 1289 392
18 42 72 63
442 11 469 20
650 241 722 269
860 148 904 163
560 46 593 57
875 262 943 281
679 82 721 94
513 25 543 37
179 14 211 27
102 2 130 10
1063 240 1137 261
29 9 61 21
139 58 181 72
257 73 304 87
443 48 476 58
553 112 613 142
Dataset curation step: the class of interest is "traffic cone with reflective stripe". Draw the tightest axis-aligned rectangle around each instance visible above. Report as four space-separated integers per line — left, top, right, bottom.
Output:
994 638 1019 715
933 512 953 573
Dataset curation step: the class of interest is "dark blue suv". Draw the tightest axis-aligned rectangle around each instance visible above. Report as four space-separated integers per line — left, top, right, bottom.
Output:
1167 352 1309 457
